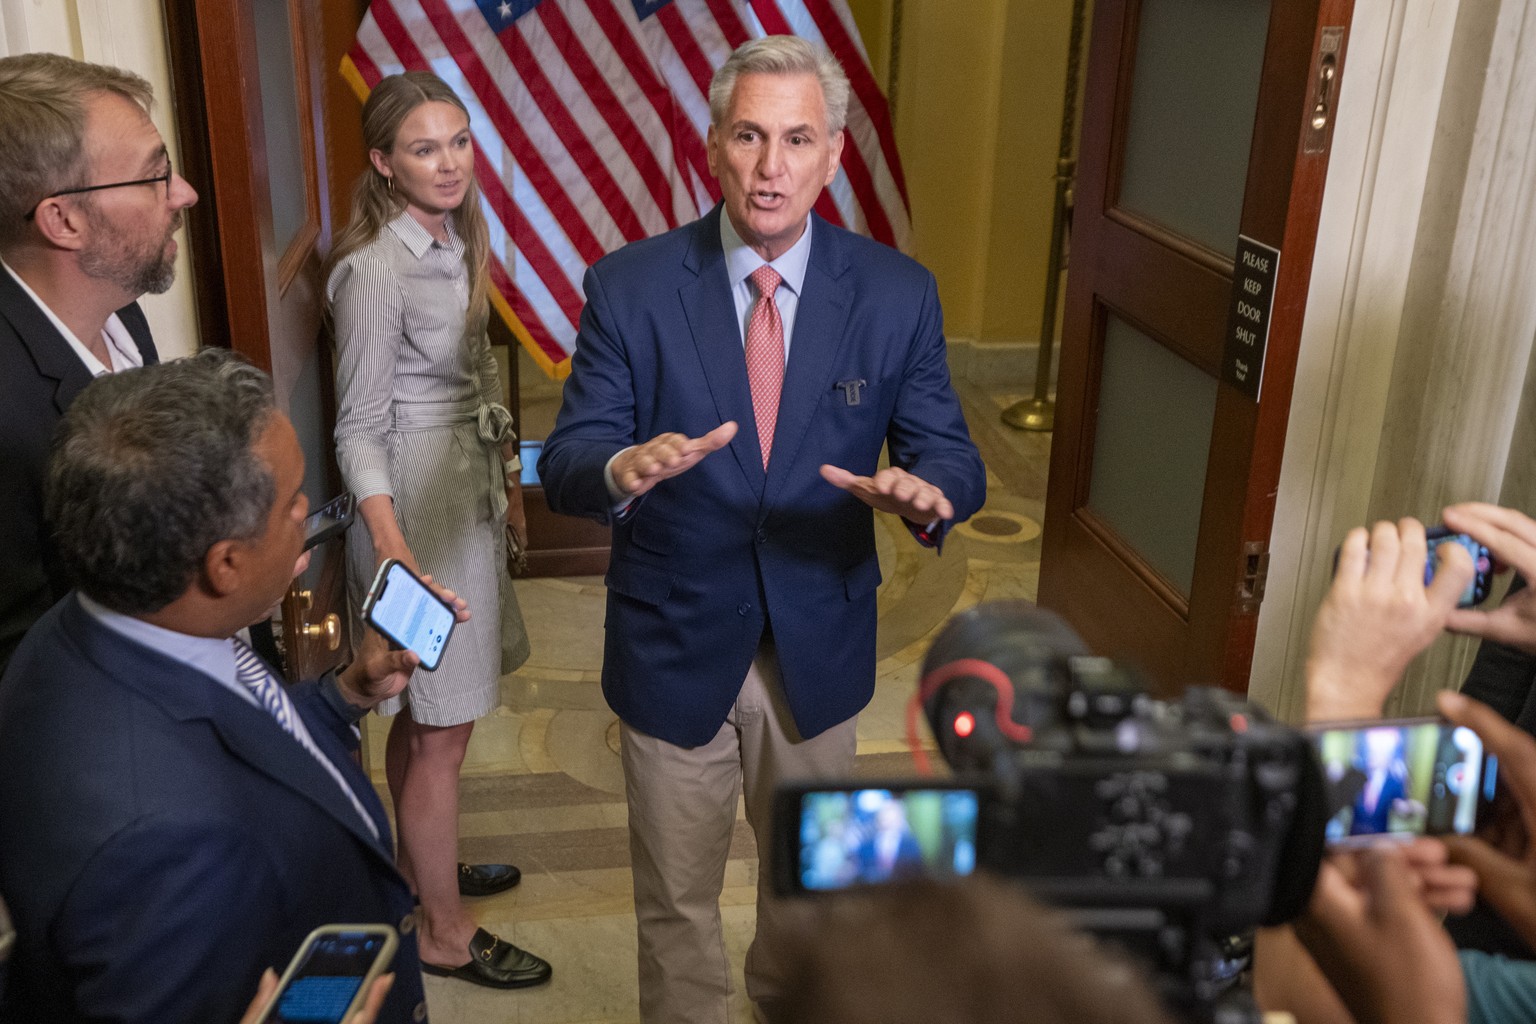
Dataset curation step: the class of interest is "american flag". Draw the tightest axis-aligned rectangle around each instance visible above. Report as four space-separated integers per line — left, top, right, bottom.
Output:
343 0 911 379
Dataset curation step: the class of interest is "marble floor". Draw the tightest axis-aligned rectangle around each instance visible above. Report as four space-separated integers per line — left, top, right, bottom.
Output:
361 380 1053 1023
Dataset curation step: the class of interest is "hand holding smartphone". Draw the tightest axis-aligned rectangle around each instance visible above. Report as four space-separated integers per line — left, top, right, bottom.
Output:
361 559 457 671
1331 524 1492 609
1424 527 1494 608
251 924 397 1024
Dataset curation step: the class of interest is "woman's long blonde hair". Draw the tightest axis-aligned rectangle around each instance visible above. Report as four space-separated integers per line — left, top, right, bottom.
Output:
326 71 491 336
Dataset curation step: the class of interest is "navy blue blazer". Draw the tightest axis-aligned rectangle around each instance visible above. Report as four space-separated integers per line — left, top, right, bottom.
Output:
539 208 985 746
0 596 428 1024
0 269 158 672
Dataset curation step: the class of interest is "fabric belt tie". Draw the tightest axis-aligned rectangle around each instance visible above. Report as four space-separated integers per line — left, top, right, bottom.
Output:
390 398 514 521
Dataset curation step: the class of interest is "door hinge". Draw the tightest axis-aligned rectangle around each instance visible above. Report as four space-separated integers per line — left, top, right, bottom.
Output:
1236 541 1269 614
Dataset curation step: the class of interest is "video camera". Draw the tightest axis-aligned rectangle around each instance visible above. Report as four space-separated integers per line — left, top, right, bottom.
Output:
772 601 1329 1023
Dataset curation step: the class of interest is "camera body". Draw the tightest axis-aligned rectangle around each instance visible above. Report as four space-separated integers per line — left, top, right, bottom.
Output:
924 657 1323 937
774 602 1327 1021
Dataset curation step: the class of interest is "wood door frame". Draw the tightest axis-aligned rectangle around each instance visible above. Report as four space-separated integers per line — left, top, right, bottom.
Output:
162 0 371 678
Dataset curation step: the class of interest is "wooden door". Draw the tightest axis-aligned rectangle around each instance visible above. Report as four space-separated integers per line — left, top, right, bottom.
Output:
165 0 371 679
1038 0 1352 695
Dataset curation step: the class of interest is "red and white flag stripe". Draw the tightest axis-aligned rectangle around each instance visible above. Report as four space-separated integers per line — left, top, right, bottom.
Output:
345 0 911 379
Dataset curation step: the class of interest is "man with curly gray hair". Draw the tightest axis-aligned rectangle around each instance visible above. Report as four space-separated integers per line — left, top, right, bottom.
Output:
0 350 449 1024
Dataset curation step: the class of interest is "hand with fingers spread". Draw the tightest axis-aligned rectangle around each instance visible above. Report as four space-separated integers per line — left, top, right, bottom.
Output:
1438 689 1536 947
1306 518 1474 722
1443 503 1536 654
818 464 954 526
611 422 739 500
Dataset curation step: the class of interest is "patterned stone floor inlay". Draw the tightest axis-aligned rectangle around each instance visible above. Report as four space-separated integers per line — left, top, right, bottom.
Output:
362 384 1050 1023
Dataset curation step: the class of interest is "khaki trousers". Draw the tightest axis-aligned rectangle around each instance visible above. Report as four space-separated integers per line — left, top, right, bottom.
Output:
620 645 859 1024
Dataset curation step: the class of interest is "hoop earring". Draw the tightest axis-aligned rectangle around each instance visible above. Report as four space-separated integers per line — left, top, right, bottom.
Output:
386 176 394 194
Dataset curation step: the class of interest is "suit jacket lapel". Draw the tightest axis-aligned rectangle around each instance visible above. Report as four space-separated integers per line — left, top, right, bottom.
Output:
62 598 395 864
765 215 852 506
680 207 765 496
0 267 93 415
116 301 159 366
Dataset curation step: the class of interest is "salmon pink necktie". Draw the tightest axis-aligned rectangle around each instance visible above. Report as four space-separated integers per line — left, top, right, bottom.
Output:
746 265 784 469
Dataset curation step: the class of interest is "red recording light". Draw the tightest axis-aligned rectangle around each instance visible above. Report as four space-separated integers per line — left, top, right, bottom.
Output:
1229 713 1249 734
953 712 976 738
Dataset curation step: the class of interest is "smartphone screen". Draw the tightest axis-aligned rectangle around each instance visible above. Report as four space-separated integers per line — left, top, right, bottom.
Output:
789 787 981 892
1424 528 1493 607
363 560 455 671
303 494 355 552
1310 719 1486 846
264 928 395 1024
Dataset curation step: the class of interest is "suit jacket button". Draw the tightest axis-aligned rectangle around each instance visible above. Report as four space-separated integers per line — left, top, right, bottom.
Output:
755 530 767 544
413 999 429 1021
737 603 750 616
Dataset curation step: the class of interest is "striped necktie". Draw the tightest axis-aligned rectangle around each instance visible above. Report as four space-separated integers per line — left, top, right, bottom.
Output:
232 636 302 738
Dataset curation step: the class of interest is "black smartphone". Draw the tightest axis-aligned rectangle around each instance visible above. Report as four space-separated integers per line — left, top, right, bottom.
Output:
1308 717 1495 847
361 559 456 671
1424 527 1494 607
303 494 356 552
254 924 398 1024
772 781 986 895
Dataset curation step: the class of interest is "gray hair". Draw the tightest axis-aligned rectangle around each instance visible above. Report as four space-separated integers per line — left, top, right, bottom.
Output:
46 348 278 615
709 35 850 135
0 53 155 250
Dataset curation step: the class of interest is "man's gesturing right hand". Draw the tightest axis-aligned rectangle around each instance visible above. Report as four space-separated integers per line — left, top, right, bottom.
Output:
611 421 738 500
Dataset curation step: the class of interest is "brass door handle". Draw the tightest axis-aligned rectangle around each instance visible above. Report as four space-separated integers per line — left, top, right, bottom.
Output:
302 613 341 651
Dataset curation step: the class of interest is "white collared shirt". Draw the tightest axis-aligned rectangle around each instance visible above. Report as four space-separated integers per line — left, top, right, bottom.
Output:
0 257 144 376
720 212 813 356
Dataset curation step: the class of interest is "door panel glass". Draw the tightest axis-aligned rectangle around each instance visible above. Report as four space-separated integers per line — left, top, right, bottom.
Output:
1087 314 1217 597
252 0 306 254
1117 0 1270 257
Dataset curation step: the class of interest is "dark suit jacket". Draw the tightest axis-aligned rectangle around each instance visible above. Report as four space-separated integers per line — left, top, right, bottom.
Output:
538 208 985 746
0 269 157 672
0 596 428 1024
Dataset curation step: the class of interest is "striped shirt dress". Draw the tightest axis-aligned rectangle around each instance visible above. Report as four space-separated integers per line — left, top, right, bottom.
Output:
329 211 530 726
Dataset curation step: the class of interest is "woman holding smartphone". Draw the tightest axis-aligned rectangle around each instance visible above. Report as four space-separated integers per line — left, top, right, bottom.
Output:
326 71 548 989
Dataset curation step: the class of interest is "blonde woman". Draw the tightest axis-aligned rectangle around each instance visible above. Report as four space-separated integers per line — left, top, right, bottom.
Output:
327 71 548 989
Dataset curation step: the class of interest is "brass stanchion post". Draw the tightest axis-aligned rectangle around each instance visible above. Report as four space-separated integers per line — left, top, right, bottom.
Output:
1002 0 1089 433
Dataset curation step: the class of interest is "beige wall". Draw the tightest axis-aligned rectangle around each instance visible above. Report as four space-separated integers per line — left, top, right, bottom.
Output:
851 0 1077 358
0 0 200 359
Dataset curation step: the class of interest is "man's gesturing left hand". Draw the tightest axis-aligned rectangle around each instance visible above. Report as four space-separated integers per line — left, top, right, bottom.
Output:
819 464 954 525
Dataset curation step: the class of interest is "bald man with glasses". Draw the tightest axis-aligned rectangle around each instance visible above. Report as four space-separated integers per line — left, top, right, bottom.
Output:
0 52 199 673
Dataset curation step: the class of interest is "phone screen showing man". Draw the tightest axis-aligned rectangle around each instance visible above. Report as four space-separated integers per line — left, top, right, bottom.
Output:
364 561 455 671
1312 720 1486 845
270 931 392 1024
795 787 980 891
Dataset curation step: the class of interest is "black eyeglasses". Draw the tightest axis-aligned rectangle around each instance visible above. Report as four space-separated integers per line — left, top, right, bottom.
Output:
23 160 174 222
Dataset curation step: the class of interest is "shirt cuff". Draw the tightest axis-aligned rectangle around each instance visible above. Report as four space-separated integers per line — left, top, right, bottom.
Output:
603 448 637 515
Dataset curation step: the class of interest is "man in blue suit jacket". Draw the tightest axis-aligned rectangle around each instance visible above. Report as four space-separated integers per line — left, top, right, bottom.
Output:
538 36 984 1024
0 53 199 673
0 350 455 1024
